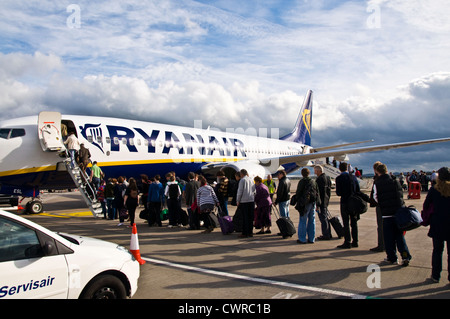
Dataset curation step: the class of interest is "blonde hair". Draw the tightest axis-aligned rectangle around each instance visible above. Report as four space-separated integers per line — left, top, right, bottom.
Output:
435 179 450 198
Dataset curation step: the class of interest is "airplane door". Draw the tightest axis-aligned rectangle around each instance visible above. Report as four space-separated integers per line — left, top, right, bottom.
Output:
38 112 65 152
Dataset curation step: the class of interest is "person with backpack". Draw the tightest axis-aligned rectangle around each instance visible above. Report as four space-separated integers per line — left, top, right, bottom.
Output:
295 168 320 244
165 173 181 228
123 177 139 227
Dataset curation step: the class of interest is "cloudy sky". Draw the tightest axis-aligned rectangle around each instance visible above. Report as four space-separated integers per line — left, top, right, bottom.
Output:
1 0 450 173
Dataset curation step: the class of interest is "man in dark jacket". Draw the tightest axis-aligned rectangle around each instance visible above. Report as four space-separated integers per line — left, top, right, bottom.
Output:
374 163 411 266
336 162 360 249
314 165 332 240
275 170 291 218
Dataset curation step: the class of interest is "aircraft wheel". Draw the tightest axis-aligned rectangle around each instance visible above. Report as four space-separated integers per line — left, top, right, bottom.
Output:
27 200 43 214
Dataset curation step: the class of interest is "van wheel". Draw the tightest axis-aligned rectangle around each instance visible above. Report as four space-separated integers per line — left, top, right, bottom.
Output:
80 275 127 299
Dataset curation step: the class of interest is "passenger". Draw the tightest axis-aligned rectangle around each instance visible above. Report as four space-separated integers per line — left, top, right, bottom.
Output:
263 174 276 201
147 175 163 227
373 163 412 266
197 175 219 234
114 176 127 226
165 173 181 228
422 167 450 283
96 179 107 219
184 172 200 230
335 162 360 249
236 169 255 238
215 171 229 216
90 161 104 192
369 161 385 252
124 177 139 227
78 143 91 174
229 171 241 206
314 165 332 241
275 170 291 218
105 178 116 220
140 174 150 209
254 176 272 235
64 131 80 167
295 168 320 244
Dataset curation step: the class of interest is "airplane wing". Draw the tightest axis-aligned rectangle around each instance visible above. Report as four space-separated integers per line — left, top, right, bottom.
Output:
275 137 450 167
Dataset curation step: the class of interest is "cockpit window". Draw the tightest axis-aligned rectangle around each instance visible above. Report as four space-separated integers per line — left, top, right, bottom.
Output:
0 128 26 139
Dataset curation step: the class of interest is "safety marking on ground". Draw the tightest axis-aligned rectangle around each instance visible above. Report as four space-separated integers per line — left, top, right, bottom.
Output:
142 256 369 299
37 211 93 218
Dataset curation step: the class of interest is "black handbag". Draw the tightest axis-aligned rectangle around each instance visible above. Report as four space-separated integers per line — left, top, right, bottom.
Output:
347 176 369 216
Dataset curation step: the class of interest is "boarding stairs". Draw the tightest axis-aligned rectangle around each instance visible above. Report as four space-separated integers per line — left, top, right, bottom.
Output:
37 111 103 218
63 159 103 218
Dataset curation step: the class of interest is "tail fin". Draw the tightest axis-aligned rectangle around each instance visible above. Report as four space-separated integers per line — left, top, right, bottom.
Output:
280 90 313 145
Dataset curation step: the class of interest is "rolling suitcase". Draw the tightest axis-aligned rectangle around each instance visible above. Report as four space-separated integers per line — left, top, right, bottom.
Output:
327 210 344 238
273 205 296 239
218 215 235 235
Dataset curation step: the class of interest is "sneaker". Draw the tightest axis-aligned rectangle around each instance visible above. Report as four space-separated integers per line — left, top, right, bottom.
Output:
337 242 351 249
381 258 399 265
401 259 410 267
117 223 124 226
351 242 358 248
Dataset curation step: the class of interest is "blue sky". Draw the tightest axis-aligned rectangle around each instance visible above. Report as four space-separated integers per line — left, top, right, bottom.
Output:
1 0 450 173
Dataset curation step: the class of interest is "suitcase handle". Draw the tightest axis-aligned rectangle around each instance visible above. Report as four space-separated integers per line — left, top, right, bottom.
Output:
271 204 281 219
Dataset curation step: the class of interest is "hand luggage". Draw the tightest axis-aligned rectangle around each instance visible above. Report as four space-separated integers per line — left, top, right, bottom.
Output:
232 206 243 232
218 215 234 235
207 210 219 228
327 210 344 238
273 205 296 239
178 209 188 226
395 206 423 231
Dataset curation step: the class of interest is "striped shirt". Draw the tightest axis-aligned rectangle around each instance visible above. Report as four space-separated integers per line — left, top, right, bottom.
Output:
196 185 219 207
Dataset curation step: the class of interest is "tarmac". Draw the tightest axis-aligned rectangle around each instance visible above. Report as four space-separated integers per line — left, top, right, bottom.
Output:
8 179 450 303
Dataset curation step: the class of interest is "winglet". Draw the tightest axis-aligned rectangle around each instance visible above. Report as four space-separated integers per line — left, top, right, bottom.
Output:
280 90 313 145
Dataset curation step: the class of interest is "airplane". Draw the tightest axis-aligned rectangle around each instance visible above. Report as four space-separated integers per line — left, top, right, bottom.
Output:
1 89 450 215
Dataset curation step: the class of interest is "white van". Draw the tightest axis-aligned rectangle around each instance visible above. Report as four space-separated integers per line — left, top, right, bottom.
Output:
0 210 139 299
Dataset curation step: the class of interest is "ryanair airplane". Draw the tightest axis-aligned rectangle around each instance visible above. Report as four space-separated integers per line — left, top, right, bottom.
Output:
1 90 449 215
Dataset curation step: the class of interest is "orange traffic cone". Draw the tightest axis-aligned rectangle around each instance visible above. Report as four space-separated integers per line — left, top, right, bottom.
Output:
129 223 146 265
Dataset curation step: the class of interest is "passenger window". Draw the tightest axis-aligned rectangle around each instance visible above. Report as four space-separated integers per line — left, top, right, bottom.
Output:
0 217 43 262
0 129 10 139
10 129 25 138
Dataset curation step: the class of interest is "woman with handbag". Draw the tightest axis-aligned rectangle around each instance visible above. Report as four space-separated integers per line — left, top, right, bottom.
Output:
373 163 412 266
196 175 219 233
423 167 450 283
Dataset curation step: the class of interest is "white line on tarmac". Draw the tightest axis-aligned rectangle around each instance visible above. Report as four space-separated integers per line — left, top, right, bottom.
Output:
142 256 369 299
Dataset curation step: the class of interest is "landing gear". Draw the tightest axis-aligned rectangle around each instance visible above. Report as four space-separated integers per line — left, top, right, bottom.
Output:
25 199 44 214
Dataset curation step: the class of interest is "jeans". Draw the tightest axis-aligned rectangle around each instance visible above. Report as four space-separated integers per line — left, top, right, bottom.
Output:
383 216 411 262
432 237 450 281
278 200 290 218
298 203 316 243
317 205 331 239
106 198 116 219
